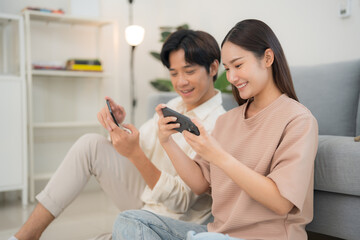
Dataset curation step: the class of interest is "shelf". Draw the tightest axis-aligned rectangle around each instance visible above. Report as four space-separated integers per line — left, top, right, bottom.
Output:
34 173 53 181
23 10 113 27
33 121 101 128
32 69 110 78
0 75 23 81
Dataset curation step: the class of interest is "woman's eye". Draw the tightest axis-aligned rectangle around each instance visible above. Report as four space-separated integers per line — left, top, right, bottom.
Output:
224 68 229 72
235 64 242 68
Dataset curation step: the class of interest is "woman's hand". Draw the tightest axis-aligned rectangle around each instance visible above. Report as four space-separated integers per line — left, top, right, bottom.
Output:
183 119 227 166
106 117 141 160
155 104 180 144
97 96 126 131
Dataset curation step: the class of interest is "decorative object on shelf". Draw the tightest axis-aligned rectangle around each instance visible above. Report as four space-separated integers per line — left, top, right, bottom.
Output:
66 58 102 71
149 24 232 93
32 60 65 70
125 0 145 124
22 7 64 14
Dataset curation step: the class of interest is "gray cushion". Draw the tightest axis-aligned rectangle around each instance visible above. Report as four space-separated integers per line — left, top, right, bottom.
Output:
291 60 360 136
314 135 360 196
306 190 360 240
357 93 360 136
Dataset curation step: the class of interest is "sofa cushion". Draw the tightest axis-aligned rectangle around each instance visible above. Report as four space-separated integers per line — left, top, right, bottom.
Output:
314 135 360 196
357 93 360 136
291 59 360 136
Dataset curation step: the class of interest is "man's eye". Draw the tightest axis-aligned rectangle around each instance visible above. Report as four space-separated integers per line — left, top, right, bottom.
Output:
170 73 178 77
186 70 195 75
224 68 229 72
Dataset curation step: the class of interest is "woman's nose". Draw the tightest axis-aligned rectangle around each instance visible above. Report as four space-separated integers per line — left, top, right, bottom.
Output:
227 70 238 84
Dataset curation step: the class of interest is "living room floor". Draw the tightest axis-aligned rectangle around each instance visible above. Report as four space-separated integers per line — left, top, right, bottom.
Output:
0 189 343 240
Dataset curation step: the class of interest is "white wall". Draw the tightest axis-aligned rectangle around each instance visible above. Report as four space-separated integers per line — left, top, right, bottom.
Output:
1 0 359 126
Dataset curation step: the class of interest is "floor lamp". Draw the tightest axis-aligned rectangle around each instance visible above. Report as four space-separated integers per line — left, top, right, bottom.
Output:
125 0 145 124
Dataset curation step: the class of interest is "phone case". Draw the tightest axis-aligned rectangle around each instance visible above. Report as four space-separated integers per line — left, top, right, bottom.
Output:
161 107 200 136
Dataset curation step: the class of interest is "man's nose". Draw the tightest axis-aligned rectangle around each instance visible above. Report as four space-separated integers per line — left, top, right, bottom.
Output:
177 74 189 86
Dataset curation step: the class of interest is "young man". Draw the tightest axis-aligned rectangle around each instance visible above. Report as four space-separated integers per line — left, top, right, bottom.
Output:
12 29 225 240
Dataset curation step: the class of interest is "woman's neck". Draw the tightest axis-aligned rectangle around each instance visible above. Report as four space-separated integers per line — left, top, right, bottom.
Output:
246 88 282 118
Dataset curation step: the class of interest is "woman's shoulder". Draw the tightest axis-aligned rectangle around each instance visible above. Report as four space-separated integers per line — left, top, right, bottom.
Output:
281 95 317 123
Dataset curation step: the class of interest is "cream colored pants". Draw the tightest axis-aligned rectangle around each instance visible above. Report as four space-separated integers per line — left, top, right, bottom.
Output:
36 133 146 239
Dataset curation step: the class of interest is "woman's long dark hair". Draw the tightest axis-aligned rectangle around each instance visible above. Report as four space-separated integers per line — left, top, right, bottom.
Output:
221 19 298 106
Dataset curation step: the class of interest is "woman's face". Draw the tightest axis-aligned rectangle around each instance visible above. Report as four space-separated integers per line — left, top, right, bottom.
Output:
221 41 274 101
168 49 216 111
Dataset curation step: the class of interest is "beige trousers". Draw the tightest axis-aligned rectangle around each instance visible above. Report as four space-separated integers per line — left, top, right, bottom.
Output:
36 133 146 239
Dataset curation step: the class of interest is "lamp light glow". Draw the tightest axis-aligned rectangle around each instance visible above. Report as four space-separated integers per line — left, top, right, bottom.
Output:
125 25 145 46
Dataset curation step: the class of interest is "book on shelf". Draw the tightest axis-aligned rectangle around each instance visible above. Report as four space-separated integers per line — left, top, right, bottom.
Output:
66 59 103 72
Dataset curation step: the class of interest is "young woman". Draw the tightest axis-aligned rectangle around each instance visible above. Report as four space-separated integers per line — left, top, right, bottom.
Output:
112 19 318 240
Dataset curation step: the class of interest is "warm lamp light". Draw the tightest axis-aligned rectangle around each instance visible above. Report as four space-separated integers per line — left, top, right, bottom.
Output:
125 25 145 46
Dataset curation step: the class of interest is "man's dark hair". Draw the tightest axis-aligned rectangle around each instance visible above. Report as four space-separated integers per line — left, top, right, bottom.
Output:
160 29 220 81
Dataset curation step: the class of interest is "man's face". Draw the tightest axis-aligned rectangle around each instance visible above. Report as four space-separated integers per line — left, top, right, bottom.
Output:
168 49 216 111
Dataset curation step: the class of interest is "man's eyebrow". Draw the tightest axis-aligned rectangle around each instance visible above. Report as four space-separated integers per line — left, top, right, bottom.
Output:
183 64 195 69
169 64 195 71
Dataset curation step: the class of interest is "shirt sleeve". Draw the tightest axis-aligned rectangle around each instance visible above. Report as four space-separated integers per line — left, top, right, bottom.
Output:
142 171 203 214
267 113 318 212
138 113 159 160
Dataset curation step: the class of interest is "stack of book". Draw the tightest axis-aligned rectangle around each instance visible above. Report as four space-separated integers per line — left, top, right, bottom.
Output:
66 59 102 72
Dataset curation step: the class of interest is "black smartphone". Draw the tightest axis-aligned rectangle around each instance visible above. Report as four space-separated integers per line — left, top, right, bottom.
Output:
106 100 131 133
106 99 119 126
161 107 200 136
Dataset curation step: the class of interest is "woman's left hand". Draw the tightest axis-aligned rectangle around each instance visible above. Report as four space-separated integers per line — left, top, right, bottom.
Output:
182 119 227 165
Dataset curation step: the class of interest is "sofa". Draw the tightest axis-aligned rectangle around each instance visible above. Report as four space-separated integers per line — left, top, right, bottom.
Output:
147 59 360 239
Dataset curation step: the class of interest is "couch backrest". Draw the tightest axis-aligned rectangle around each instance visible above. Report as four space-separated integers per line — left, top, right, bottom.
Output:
148 60 360 137
357 94 360 137
291 59 360 137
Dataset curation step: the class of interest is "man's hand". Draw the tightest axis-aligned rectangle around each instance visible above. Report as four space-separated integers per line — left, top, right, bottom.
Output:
97 96 126 131
155 104 180 144
106 117 141 159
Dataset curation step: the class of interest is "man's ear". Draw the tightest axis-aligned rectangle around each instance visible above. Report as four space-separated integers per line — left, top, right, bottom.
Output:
264 48 274 67
210 59 219 77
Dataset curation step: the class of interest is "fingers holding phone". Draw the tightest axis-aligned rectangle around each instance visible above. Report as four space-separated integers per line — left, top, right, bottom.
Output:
155 104 180 143
106 99 131 134
104 97 126 124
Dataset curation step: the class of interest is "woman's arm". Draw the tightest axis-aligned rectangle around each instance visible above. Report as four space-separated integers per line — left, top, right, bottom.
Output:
161 138 209 195
216 153 294 215
183 119 294 215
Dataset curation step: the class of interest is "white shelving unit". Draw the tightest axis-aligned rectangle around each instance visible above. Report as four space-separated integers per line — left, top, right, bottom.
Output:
23 10 117 201
0 13 28 205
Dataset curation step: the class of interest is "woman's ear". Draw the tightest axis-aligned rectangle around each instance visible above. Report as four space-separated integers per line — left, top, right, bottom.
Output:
210 59 219 77
264 48 274 67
